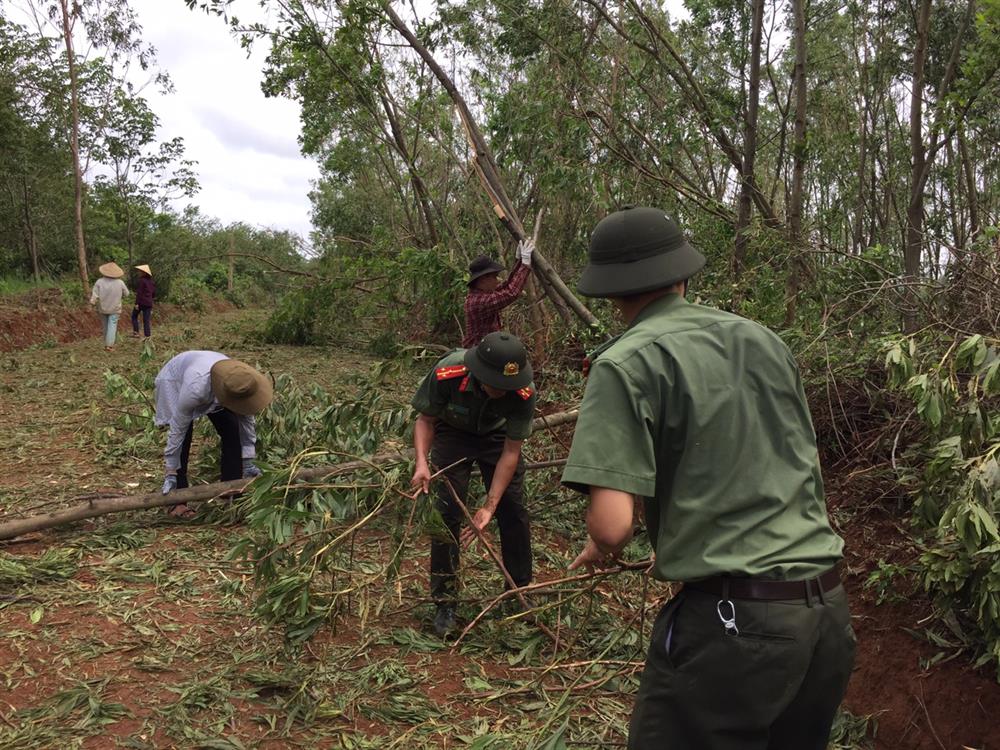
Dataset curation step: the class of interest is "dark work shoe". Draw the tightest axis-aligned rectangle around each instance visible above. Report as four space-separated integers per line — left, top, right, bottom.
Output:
512 594 536 614
433 606 456 637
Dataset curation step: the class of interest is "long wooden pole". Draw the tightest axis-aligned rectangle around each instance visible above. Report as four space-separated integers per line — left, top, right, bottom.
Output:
380 3 598 329
0 411 579 541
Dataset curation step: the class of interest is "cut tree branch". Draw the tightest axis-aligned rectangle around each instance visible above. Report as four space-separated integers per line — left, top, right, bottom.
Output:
0 410 579 541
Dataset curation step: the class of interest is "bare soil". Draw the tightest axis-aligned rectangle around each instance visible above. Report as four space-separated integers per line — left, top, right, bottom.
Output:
1 299 999 748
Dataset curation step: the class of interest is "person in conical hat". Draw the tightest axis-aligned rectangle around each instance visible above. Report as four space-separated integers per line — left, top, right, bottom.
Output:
154 351 274 518
130 264 155 339
89 262 130 350
561 207 853 749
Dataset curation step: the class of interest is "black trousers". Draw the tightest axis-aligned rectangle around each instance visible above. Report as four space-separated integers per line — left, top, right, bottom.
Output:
175 408 243 489
429 423 532 604
628 583 855 750
131 305 152 336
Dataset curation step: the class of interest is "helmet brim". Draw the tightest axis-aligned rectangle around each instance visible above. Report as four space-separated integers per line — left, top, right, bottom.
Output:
577 241 706 297
464 346 533 390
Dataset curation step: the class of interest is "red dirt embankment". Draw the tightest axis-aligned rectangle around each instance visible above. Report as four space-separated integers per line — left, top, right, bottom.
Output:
837 497 1000 749
812 373 1000 750
0 289 222 352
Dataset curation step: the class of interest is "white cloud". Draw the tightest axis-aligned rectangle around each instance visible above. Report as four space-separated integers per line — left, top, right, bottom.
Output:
131 0 318 238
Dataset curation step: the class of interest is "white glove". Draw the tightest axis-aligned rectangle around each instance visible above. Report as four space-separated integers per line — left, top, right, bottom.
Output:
518 239 535 266
242 459 262 479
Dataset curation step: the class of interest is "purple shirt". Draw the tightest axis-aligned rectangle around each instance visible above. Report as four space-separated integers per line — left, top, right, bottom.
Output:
136 276 155 307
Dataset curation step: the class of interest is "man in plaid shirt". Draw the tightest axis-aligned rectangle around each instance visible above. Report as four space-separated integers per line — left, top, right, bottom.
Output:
462 239 535 347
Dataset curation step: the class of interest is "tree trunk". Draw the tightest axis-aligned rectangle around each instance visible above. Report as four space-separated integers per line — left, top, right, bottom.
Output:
59 0 90 298
853 4 871 254
0 410 579 541
958 125 980 242
904 0 932 333
784 0 808 328
21 177 40 287
732 0 765 280
125 199 135 269
944 136 963 250
228 233 235 292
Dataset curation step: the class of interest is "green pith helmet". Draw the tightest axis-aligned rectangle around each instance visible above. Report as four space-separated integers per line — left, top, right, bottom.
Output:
577 206 706 297
464 332 532 390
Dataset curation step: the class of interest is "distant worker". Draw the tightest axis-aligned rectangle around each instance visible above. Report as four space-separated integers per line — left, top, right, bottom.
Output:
130 264 156 339
561 207 855 750
89 262 130 352
462 239 534 348
410 332 537 637
155 351 273 518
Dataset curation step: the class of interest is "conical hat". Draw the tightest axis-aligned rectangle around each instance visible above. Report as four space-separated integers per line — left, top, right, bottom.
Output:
98 262 124 279
134 264 152 276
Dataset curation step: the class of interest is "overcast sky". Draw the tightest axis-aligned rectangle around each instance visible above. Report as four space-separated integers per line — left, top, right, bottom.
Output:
7 0 693 242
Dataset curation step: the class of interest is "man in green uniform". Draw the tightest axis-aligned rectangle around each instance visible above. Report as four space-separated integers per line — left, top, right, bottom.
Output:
410 332 537 637
561 207 855 749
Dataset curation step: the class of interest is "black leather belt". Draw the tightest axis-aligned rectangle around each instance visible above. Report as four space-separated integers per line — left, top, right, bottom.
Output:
685 564 841 601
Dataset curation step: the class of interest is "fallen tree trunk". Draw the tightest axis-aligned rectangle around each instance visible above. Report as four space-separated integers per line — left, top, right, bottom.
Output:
0 410 579 541
380 3 599 330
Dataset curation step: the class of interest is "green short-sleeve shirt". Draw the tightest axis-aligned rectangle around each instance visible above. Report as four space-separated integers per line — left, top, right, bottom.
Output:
561 294 843 582
411 350 537 440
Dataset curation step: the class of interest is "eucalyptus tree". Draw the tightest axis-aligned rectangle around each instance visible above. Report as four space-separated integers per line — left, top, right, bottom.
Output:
20 0 171 296
0 17 73 282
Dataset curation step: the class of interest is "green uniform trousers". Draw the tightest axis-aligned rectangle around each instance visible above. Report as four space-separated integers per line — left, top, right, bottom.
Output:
429 422 531 603
628 584 855 749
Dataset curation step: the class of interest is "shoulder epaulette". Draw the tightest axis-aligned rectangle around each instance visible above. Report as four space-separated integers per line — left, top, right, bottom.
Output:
435 364 468 381
517 386 534 400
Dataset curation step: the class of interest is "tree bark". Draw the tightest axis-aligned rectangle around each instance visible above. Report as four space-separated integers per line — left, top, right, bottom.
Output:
0 410 579 541
59 0 90 298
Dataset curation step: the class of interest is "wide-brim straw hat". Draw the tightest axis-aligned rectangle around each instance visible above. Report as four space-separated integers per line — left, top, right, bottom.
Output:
577 207 706 297
134 264 152 276
209 359 274 415
98 262 125 279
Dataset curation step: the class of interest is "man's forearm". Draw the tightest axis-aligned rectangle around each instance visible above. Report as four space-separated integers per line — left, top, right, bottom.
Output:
485 446 520 511
413 416 436 468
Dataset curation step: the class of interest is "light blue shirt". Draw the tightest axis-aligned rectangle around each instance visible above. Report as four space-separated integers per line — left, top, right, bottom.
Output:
154 351 257 471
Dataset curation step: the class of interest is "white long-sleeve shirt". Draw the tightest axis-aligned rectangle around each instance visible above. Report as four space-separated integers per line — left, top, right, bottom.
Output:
90 277 130 314
154 351 257 471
